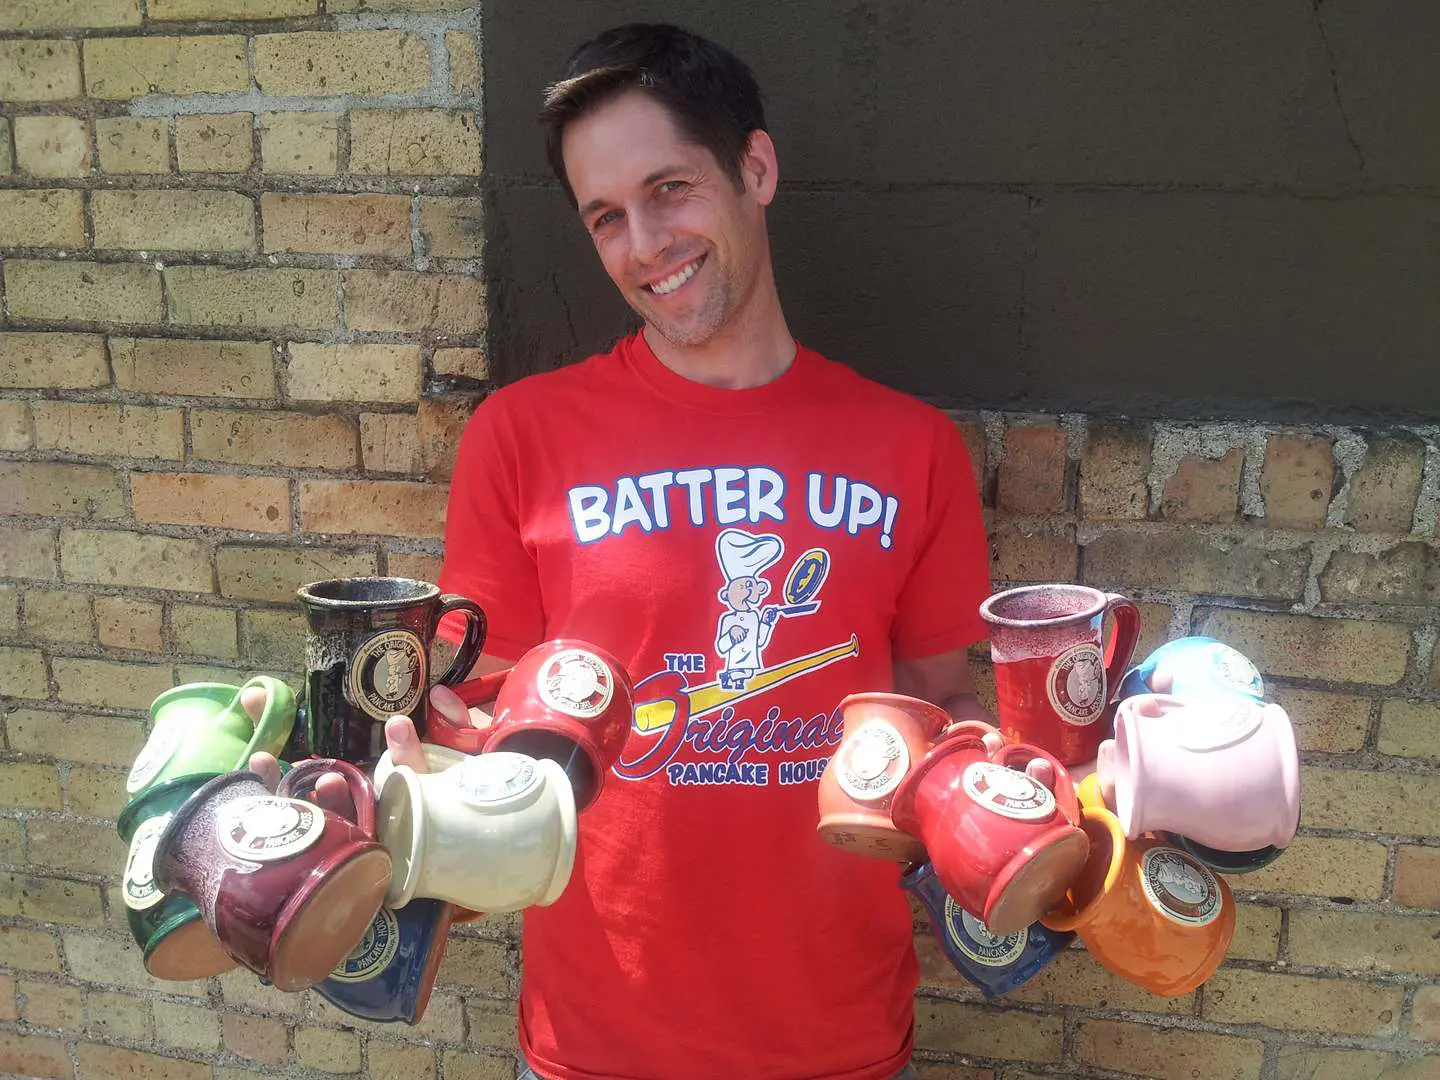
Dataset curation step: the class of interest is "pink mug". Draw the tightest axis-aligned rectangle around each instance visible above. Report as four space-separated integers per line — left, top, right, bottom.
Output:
1097 693 1300 851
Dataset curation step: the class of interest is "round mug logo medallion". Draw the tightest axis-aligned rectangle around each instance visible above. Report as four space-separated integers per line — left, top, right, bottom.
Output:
455 753 539 805
1176 698 1265 753
835 721 909 802
1047 642 1107 726
1141 847 1223 926
328 906 400 983
537 649 614 719
123 813 173 911
125 722 183 793
962 761 1056 822
348 629 425 721
217 796 325 863
944 896 1027 967
1206 642 1265 698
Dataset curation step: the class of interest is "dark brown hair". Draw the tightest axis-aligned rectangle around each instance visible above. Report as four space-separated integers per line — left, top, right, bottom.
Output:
541 24 767 206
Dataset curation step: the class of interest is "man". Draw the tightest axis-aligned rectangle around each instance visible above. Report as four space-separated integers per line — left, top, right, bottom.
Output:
259 23 994 1080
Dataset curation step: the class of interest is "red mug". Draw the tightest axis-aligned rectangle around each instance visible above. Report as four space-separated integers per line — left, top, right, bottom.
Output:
478 639 634 812
153 762 391 992
890 726 1090 934
980 584 1141 765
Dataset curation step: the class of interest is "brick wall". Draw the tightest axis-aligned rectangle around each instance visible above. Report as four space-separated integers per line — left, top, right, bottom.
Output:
0 5 1437 1080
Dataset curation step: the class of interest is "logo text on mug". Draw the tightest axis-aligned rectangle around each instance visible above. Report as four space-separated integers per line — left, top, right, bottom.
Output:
1140 847 1223 926
537 649 614 719
349 629 426 721
217 796 326 863
328 906 400 983
123 813 173 911
945 897 1027 967
962 761 1056 822
836 721 909 802
1046 642 1107 726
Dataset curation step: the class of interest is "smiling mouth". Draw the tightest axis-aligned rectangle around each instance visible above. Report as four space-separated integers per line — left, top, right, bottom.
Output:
645 255 705 296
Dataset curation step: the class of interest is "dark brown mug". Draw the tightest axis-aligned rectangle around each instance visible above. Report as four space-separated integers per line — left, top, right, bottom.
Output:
152 762 391 993
292 577 487 764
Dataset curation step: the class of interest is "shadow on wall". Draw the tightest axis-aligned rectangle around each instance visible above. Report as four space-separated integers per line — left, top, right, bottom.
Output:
482 0 1440 422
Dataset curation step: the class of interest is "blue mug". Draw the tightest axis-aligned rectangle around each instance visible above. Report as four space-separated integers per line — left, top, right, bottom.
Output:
902 862 1073 998
1116 636 1266 705
314 898 454 1024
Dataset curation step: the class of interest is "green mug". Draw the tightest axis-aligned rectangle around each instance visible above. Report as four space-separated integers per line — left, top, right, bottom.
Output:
118 772 238 982
126 676 297 801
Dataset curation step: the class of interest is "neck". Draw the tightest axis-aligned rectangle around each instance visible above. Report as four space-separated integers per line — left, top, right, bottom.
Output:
643 276 796 390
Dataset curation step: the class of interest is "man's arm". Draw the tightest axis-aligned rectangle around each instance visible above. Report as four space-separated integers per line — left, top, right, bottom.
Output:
892 646 996 727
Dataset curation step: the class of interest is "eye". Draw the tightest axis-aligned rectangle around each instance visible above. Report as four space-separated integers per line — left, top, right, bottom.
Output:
657 180 687 195
591 209 621 231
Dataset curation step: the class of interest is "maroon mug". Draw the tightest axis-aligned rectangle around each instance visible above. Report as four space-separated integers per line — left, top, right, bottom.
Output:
890 728 1090 935
152 762 392 992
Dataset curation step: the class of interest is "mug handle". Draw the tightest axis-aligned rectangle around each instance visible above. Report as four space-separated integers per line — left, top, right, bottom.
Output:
452 667 511 709
1100 595 1142 704
432 595 487 688
426 697 491 755
278 758 378 837
990 742 1079 824
938 718 1001 750
238 675 297 762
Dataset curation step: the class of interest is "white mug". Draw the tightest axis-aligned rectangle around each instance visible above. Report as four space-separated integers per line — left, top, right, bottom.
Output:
377 751 577 913
372 742 470 792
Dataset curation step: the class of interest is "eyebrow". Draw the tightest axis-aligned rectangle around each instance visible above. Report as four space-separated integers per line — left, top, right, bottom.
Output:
578 166 688 219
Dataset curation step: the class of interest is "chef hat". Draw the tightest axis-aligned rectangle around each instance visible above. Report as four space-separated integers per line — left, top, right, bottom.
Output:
716 528 783 583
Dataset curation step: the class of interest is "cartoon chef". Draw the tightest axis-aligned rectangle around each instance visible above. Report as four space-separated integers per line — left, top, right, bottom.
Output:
714 528 784 690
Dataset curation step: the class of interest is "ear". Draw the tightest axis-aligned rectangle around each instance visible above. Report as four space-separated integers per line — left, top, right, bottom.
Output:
741 129 779 206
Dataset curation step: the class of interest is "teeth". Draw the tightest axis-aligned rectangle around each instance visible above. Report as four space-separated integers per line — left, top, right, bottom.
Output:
649 260 700 296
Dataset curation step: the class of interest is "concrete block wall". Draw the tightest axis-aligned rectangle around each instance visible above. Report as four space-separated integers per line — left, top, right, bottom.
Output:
0 4 1438 1079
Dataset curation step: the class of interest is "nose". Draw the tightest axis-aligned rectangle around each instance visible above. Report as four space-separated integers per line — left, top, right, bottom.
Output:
627 207 672 266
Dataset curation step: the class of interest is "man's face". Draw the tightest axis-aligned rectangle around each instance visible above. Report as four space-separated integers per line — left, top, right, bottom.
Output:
562 89 772 348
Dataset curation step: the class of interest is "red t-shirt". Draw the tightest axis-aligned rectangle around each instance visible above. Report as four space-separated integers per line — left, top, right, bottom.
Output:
439 332 991 1080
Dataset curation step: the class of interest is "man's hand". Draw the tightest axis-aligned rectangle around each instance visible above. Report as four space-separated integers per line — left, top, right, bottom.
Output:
244 680 491 817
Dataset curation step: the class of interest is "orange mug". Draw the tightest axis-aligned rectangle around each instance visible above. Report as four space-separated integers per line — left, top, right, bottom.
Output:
815 693 954 862
1042 805 1234 997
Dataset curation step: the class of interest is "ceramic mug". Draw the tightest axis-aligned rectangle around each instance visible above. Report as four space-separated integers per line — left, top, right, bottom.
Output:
1116 636 1266 705
378 751 577 913
980 584 1141 765
1080 766 1289 875
477 639 635 812
152 762 392 992
816 693 954 862
117 772 236 982
127 676 296 800
372 743 488 924
1098 693 1300 851
314 897 454 1025
1042 805 1234 996
902 860 1074 998
890 726 1090 934
293 577 487 764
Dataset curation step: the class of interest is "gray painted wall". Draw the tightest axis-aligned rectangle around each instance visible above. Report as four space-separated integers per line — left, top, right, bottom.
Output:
482 0 1440 421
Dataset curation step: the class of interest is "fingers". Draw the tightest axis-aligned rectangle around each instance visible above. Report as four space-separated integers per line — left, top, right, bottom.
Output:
1024 757 1056 790
980 730 1006 756
240 684 268 723
313 772 357 816
385 715 430 773
249 752 282 791
429 683 467 722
